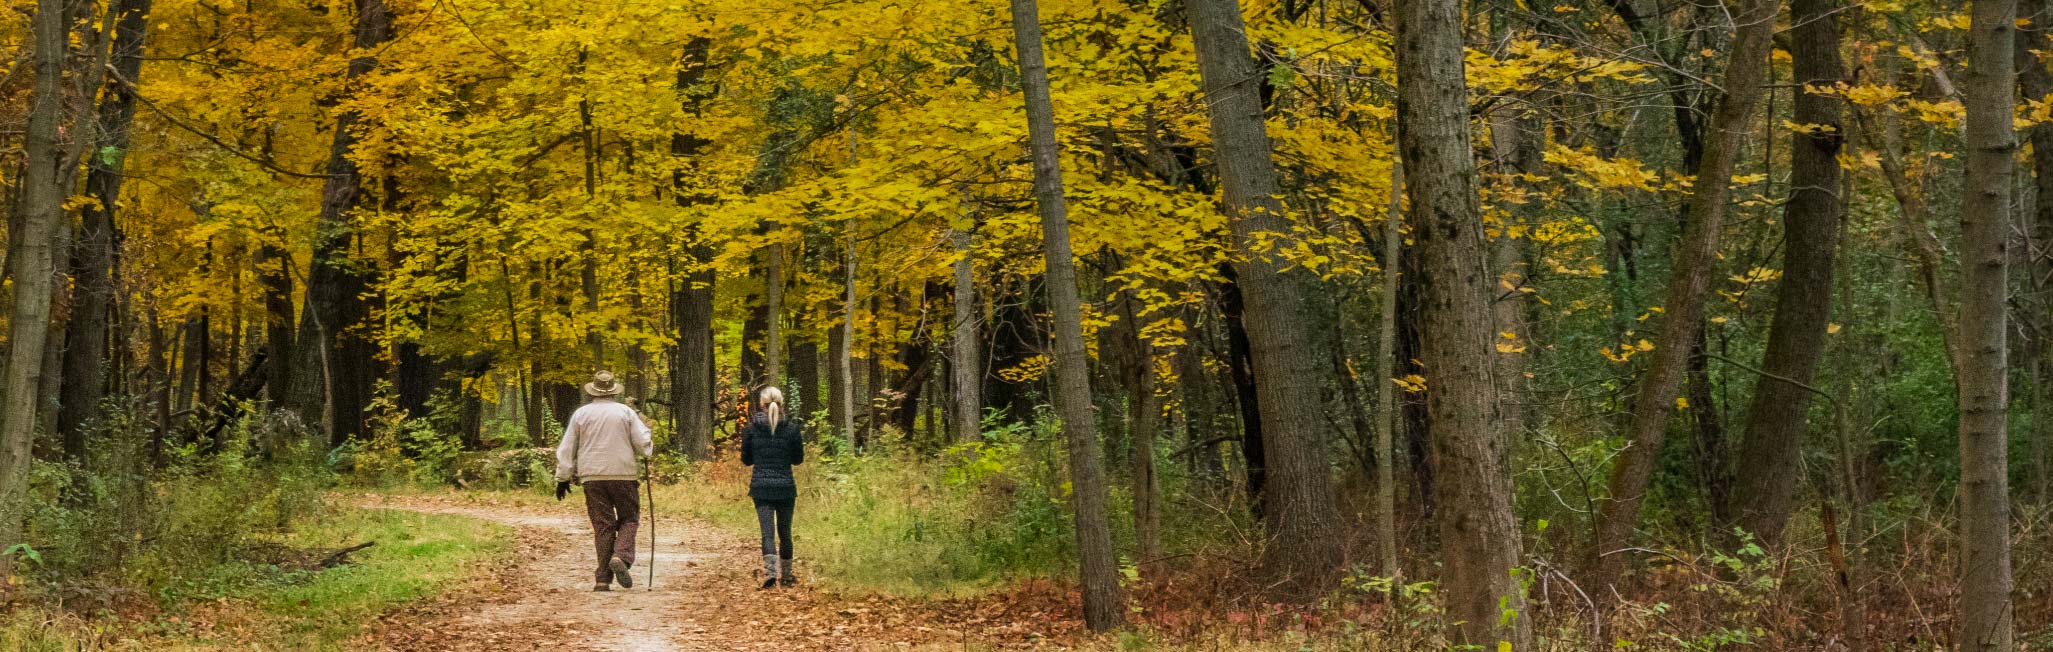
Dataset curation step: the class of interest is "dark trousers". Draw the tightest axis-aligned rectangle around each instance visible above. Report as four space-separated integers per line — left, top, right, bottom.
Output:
754 497 794 559
584 480 640 584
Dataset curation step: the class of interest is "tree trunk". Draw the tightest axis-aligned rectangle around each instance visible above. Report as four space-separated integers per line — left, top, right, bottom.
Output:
296 0 394 447
1395 254 1436 521
1958 0 2019 644
1177 316 1223 479
1 0 72 567
1485 100 1537 449
57 0 153 456
148 311 170 464
1728 0 1846 546
792 337 820 416
259 245 294 407
669 36 716 460
1008 0 1125 630
1117 286 1164 577
829 257 850 441
1588 0 1781 597
1376 156 1403 582
950 219 982 443
742 292 767 390
37 257 72 455
837 234 858 443
1685 332 1733 532
1395 0 1531 645
1187 0 1343 598
1215 268 1267 515
577 48 604 369
765 242 784 388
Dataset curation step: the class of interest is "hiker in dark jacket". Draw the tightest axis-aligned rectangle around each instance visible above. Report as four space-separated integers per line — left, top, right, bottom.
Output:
741 386 804 589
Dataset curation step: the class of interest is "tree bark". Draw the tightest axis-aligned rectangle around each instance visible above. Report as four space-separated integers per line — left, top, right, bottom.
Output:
669 36 716 460
1187 0 1343 598
1959 0 2019 644
1588 0 1781 597
1215 268 1267 515
296 0 394 447
1376 156 1402 582
258 245 294 407
950 214 982 443
1485 100 1536 450
837 235 858 442
1008 0 1125 630
1395 0 1531 645
1 0 73 567
1116 286 1163 577
765 242 784 388
58 0 154 456
1728 0 1846 546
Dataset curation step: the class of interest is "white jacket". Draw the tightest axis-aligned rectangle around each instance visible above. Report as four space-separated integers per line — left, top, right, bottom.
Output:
554 399 654 483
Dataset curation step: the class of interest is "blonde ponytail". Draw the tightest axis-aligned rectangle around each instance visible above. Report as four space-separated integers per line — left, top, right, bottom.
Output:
760 386 786 432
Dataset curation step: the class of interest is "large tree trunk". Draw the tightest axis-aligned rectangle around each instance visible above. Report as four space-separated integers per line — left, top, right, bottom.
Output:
1728 0 1846 547
950 218 982 443
669 36 716 460
1 0 71 556
1008 0 1124 630
1587 0 1781 597
57 0 153 456
1958 0 2019 645
296 0 394 447
1395 0 1530 646
1187 0 1342 598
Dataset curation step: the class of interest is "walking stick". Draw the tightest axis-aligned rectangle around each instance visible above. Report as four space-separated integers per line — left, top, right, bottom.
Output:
645 457 655 590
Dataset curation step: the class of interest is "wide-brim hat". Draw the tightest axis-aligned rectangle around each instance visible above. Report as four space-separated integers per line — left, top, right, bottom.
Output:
584 371 624 397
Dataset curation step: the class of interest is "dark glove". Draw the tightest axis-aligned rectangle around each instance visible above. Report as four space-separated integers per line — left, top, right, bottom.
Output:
556 481 572 501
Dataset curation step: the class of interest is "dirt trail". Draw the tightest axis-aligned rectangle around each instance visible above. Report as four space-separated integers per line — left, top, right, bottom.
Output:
362 494 1078 652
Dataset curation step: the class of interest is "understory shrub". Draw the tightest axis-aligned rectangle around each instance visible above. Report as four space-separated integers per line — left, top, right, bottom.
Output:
18 406 334 606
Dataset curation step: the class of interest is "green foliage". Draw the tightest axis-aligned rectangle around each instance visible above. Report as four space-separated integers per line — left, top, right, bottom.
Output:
665 419 1076 596
342 390 469 487
21 410 332 600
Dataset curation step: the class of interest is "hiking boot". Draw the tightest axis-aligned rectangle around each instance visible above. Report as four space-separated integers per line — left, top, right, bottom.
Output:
778 558 797 587
593 584 611 592
760 555 780 590
610 557 633 589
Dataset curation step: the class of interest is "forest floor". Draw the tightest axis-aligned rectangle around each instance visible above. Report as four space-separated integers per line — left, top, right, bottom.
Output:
359 493 1084 652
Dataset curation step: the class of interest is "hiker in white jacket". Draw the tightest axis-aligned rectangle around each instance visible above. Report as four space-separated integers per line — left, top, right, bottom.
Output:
554 371 654 591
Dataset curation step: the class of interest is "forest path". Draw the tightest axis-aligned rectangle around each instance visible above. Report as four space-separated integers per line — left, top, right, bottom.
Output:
358 493 1074 652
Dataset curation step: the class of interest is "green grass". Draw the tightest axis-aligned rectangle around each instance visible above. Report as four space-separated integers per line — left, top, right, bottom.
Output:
0 504 510 652
658 444 1078 597
240 507 510 649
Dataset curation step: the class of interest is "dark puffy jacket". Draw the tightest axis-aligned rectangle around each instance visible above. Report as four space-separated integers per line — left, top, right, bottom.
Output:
740 414 805 500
